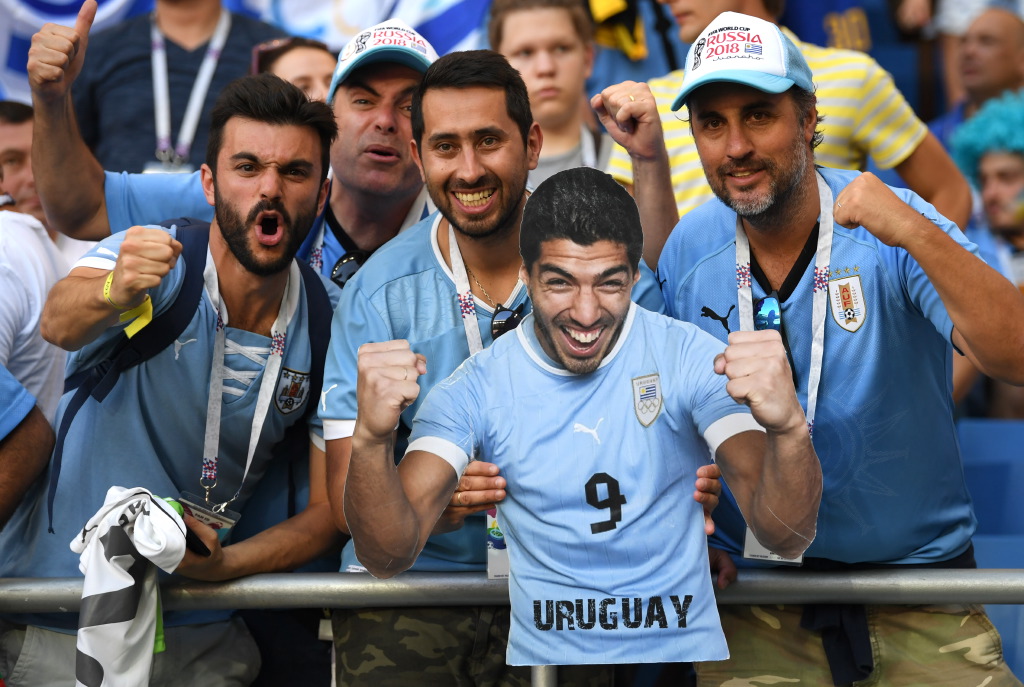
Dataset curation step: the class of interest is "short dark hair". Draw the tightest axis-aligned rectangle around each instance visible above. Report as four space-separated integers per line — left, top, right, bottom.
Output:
251 36 334 76
411 50 532 149
790 86 824 150
520 167 643 272
0 101 32 126
488 0 594 50
206 74 337 181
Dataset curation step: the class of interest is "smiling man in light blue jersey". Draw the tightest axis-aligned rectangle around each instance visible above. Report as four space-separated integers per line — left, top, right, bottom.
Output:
28 6 436 287
318 50 668 686
344 165 821 669
0 75 342 686
657 11 1024 686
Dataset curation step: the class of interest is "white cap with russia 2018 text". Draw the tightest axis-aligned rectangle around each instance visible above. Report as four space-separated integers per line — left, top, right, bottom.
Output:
327 19 440 104
671 11 814 111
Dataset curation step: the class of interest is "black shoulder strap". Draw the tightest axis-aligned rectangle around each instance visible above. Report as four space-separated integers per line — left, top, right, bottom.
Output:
47 220 210 532
296 258 331 422
282 259 332 517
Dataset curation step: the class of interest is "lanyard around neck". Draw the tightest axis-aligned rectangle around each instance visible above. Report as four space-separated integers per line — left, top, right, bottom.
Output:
150 9 231 166
447 223 525 356
200 252 300 509
735 171 834 433
449 223 486 355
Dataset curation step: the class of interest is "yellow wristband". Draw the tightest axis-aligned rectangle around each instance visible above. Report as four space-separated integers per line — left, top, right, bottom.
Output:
103 270 131 310
120 295 153 338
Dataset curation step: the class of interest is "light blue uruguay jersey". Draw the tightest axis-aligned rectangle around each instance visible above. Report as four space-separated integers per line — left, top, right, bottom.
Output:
408 305 761 665
659 166 978 565
0 363 33 439
0 224 340 630
320 212 666 572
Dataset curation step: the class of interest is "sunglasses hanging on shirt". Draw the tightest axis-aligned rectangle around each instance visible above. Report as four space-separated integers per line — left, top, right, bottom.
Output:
330 249 372 289
490 303 525 340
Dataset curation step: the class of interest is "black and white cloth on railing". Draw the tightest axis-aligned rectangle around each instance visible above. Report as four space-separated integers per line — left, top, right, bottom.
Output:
70 486 186 687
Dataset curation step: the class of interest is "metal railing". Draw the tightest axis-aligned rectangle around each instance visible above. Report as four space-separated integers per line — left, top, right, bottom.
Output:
3 569 1023 685
4 569 1024 612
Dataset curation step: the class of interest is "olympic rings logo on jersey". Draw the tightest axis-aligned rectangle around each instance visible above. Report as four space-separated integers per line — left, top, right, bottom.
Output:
632 374 662 427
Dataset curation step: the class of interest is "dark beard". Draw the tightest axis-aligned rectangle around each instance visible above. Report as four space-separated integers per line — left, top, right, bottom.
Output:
709 139 810 229
437 172 527 242
213 188 318 277
532 309 626 375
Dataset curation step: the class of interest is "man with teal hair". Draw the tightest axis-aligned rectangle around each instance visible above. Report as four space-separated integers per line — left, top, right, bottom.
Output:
953 90 1024 417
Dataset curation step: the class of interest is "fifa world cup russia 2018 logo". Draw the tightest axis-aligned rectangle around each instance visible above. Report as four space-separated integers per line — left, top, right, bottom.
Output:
693 38 706 70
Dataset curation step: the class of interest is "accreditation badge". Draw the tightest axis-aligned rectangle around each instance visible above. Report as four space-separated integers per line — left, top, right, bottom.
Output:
632 373 662 427
828 274 866 333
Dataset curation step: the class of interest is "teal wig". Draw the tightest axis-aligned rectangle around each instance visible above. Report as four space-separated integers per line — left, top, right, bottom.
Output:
952 90 1024 186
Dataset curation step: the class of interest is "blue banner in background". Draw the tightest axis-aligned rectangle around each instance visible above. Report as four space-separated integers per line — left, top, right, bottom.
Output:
0 0 491 103
0 0 151 102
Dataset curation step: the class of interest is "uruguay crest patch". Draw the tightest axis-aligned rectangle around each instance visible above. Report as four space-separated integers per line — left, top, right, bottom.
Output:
829 275 866 332
276 368 310 414
632 374 662 427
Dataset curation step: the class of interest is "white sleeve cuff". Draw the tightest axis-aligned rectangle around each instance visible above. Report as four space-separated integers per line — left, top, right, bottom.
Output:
323 419 355 441
74 256 116 271
309 428 325 452
405 436 470 476
704 413 765 458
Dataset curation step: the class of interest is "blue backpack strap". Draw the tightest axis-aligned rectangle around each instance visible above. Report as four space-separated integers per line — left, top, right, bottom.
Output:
47 220 210 533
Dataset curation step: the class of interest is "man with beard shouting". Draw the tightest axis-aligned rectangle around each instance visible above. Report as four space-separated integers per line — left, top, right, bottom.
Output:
0 74 342 686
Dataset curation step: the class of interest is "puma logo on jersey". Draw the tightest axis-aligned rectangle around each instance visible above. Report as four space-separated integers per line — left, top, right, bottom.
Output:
700 305 734 334
573 418 604 444
321 384 337 412
173 338 197 360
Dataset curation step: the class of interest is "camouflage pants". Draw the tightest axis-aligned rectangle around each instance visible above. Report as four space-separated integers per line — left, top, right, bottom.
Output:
332 605 613 687
696 603 1022 687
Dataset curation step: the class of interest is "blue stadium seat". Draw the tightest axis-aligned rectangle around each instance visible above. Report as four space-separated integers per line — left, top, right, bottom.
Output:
958 419 1024 676
957 419 1024 535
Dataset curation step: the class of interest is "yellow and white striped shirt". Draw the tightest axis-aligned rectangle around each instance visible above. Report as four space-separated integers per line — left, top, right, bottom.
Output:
606 29 927 218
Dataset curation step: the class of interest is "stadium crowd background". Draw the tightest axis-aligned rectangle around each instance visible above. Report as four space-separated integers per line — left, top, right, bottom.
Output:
1 0 1024 685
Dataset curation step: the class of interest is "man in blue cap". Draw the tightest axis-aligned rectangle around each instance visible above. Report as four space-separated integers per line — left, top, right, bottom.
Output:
28 8 437 287
657 10 1024 687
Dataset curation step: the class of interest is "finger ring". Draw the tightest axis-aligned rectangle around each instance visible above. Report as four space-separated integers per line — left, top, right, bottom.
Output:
456 491 464 506
629 94 635 102
403 368 409 381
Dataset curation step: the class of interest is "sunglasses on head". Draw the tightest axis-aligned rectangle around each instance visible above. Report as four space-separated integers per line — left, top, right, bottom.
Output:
330 250 372 288
491 303 525 340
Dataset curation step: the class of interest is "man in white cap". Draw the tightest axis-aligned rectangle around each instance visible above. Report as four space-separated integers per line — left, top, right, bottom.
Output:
27 3 437 286
593 0 971 271
655 11 1024 687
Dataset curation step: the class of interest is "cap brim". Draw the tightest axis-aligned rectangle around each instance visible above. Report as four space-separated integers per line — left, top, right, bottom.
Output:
328 48 433 103
670 71 796 111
